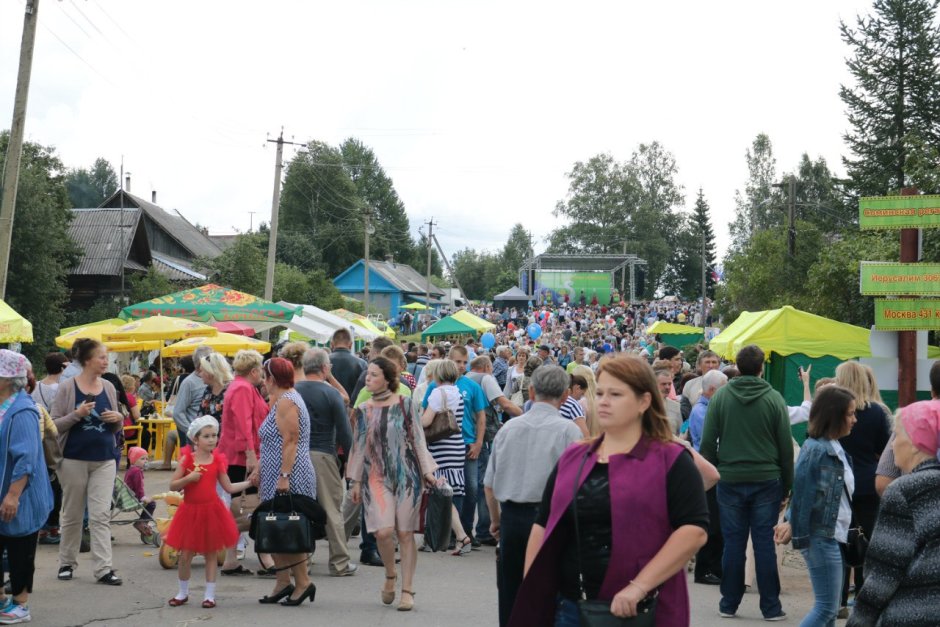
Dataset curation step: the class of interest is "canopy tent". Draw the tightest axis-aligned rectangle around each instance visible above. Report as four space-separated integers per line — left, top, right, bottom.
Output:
492 286 531 310
451 309 496 333
120 284 301 329
707 311 767 359
401 302 429 310
330 309 394 339
277 302 376 343
161 332 271 358
0 300 32 343
56 322 161 353
645 320 704 349
420 315 477 341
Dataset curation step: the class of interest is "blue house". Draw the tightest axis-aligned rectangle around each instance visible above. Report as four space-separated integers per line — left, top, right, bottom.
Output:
333 258 447 319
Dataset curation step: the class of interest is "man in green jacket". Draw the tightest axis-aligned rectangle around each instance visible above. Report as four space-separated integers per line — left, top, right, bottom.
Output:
700 344 792 622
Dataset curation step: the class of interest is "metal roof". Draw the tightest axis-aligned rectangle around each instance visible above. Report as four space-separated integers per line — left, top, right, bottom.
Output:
520 253 646 272
69 208 151 276
369 259 446 297
99 190 222 260
151 253 208 281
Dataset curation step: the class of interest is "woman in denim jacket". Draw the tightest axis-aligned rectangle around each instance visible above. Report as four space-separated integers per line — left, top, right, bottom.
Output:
789 386 857 627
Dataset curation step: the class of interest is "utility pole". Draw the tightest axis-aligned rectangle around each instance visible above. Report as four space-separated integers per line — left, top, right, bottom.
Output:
621 240 627 297
898 186 920 406
0 0 40 299
432 233 467 305
263 130 303 306
425 218 435 315
701 229 707 325
248 211 256 232
787 176 796 257
363 208 373 316
120 160 126 302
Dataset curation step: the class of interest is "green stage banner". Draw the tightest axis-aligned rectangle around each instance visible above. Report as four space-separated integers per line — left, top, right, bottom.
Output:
874 299 940 331
860 262 940 296
859 195 940 229
534 271 611 299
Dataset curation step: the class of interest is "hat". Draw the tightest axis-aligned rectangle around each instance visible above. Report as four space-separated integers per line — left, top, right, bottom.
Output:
900 399 940 457
0 350 28 379
128 447 148 466
187 415 219 441
538 344 550 352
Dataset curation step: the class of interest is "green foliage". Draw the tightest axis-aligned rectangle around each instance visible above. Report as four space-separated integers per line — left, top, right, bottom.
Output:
128 266 182 304
199 232 266 295
63 157 118 208
0 132 82 365
62 297 120 329
840 0 940 196
549 143 683 297
729 134 781 251
448 223 532 300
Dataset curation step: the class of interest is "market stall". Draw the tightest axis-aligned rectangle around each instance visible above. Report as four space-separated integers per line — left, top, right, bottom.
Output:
645 320 705 349
0 299 32 344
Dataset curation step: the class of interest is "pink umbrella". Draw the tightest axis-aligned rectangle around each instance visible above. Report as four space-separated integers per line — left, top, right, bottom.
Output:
210 321 257 337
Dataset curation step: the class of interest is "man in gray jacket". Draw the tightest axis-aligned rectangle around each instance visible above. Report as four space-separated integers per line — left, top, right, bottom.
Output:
171 345 212 448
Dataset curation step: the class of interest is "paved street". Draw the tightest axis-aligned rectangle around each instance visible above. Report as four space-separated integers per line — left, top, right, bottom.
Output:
30 469 832 626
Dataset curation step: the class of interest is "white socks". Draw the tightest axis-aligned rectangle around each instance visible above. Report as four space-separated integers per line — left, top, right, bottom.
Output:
175 579 189 600
204 582 216 602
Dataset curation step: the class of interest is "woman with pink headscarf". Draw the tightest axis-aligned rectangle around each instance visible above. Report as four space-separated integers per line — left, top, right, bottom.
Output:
848 399 940 626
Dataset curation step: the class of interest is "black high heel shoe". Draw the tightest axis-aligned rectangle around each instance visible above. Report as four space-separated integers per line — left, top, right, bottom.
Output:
280 583 316 606
259 584 294 604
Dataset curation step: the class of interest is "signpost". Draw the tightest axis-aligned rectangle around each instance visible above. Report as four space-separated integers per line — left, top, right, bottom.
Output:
874 299 940 331
859 195 940 229
860 262 940 296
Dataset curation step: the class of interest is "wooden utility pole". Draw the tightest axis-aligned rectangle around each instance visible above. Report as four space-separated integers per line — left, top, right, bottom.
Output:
263 131 285 304
363 208 372 315
432 233 467 304
0 0 40 299
898 186 920 407
425 218 435 314
787 177 796 257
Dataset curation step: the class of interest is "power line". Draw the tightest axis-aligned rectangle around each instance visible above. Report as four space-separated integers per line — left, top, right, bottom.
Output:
38 20 116 87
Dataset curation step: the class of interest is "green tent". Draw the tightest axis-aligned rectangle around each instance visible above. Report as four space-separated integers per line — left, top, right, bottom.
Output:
646 320 705 349
420 315 477 342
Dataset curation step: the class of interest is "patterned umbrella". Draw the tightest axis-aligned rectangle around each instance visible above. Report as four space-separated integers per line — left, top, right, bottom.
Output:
120 284 301 324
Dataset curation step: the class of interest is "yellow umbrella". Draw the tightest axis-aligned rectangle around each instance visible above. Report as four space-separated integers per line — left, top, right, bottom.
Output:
401 302 429 310
161 332 271 358
55 323 161 352
103 316 218 343
0 299 32 343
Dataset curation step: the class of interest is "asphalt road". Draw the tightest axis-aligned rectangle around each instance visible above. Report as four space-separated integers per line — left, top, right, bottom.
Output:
28 469 835 626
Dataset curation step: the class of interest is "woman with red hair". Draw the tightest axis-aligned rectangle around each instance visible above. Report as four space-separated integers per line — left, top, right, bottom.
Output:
252 357 317 606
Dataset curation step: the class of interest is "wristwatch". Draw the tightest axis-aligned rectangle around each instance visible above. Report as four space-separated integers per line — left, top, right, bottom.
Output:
279 472 290 479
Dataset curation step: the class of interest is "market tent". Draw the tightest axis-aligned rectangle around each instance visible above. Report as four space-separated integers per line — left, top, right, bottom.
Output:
161 332 271 358
120 284 301 328
646 320 704 349
420 315 477 342
401 302 429 310
0 300 32 343
330 309 394 339
708 310 768 360
492 286 531 310
451 310 496 333
278 302 375 343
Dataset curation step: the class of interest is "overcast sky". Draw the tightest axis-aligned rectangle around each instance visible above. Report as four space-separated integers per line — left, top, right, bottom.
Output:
1 0 876 266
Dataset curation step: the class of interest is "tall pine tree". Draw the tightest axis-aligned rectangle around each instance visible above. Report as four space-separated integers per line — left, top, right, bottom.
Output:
692 188 717 299
840 0 940 196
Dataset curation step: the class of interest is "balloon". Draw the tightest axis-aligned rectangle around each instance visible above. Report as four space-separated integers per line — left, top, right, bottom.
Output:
480 332 496 349
527 323 542 340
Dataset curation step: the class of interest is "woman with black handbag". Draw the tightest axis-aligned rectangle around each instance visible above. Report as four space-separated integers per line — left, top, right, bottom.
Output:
512 356 708 626
347 357 437 612
250 357 317 606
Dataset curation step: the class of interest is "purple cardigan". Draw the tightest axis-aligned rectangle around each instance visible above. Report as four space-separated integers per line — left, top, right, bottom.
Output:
509 436 690 626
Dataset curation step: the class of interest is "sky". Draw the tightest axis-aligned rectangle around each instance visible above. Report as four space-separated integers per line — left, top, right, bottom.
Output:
0 0 877 265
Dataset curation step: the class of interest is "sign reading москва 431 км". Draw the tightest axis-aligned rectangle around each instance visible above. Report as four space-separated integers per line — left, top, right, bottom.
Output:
874 299 940 331
859 195 940 229
860 262 940 296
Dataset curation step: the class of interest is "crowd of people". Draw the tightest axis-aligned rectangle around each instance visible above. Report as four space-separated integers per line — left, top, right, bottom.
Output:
0 296 938 625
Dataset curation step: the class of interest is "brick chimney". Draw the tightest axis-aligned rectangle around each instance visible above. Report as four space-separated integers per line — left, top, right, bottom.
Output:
151 190 157 203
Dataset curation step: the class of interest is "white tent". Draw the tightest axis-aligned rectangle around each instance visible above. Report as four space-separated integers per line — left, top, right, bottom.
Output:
278 302 379 343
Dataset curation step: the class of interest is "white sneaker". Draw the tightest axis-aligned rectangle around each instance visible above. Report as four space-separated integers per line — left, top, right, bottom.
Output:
0 603 30 624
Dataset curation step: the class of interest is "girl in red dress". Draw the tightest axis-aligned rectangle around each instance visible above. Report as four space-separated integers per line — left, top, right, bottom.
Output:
165 416 250 609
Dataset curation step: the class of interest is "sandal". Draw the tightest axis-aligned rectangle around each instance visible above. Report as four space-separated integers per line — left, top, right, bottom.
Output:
221 565 253 576
202 599 216 609
398 589 415 612
168 596 188 607
452 536 472 556
381 574 397 605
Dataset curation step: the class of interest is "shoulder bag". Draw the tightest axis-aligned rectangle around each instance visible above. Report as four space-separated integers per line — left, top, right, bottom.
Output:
424 388 459 443
571 451 658 626
401 398 453 549
250 492 313 554
842 484 869 568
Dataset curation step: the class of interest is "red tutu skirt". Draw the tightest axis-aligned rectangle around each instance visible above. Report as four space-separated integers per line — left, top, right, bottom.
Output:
164 497 239 554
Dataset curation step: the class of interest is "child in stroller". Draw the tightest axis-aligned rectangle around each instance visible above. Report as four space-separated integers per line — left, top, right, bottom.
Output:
124 447 157 542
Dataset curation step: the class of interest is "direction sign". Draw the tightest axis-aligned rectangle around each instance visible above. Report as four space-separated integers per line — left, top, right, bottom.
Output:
859 195 940 229
860 262 940 296
874 299 940 331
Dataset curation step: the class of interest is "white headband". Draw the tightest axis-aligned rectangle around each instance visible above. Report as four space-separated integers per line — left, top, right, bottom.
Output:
187 415 219 441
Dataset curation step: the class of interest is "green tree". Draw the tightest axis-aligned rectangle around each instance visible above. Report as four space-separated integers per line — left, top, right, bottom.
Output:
0 132 82 364
729 134 781 251
790 154 854 233
128 266 180 303
63 157 119 207
663 188 717 300
840 0 940 196
200 232 266 295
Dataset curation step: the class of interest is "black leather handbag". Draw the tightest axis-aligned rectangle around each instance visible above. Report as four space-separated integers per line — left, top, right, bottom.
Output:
250 493 316 554
842 484 869 568
572 452 658 627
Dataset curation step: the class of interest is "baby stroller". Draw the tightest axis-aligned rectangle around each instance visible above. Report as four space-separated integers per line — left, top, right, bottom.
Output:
111 475 161 548
151 491 226 570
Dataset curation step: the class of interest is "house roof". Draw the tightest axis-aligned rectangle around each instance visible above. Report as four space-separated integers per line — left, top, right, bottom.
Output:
368 259 446 297
100 190 222 260
68 208 151 276
151 253 207 281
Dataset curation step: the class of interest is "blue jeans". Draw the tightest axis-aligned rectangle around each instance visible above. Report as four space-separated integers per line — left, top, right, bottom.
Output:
475 443 492 539
554 596 581 627
461 454 479 536
800 536 842 627
716 479 783 618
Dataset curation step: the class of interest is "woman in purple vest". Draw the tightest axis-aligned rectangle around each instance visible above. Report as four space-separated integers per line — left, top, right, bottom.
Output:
512 355 709 626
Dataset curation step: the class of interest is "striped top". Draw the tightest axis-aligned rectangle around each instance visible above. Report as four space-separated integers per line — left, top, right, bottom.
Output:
559 396 585 421
426 385 466 496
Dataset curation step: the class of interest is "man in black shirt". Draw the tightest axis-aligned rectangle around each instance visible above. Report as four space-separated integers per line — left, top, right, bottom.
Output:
329 328 365 398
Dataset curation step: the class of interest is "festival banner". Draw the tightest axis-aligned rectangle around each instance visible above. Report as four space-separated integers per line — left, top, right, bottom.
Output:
859 195 940 230
860 262 940 296
874 299 940 331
